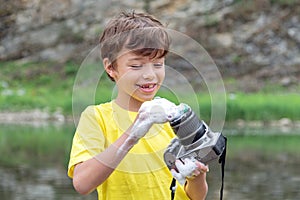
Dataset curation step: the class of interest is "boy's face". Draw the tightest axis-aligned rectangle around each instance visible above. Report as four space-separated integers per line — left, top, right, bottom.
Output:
110 51 165 108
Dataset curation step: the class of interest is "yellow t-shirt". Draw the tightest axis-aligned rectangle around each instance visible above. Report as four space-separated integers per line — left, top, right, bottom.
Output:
68 101 190 200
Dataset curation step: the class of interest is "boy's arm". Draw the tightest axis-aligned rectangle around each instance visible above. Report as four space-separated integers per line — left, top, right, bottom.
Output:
72 125 137 195
184 170 208 200
72 98 179 195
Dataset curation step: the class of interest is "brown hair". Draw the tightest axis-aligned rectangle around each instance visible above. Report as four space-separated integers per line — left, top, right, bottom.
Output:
99 11 170 81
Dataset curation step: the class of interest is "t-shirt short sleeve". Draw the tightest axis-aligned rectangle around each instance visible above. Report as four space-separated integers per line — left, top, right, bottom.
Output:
68 106 106 178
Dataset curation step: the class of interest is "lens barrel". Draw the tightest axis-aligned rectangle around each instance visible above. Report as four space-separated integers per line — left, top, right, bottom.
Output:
170 108 206 146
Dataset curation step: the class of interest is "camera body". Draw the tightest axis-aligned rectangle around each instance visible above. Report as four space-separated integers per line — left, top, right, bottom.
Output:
164 106 226 170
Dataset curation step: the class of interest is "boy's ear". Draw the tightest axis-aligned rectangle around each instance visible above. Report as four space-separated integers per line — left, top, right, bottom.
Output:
103 58 115 78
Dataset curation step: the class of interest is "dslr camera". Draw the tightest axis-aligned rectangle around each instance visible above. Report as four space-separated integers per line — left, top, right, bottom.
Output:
164 106 226 170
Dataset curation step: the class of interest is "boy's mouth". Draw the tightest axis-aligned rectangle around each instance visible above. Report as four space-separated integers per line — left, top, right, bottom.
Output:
137 83 157 92
140 84 156 89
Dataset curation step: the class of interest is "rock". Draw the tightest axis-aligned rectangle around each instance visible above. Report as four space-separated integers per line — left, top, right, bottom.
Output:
0 109 66 124
39 44 76 63
278 118 292 127
0 0 299 92
211 33 233 48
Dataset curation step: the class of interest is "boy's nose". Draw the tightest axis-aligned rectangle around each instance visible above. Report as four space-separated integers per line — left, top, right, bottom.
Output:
142 73 155 80
142 65 155 80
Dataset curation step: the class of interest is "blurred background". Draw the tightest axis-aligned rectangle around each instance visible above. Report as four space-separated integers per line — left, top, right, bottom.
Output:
0 0 300 199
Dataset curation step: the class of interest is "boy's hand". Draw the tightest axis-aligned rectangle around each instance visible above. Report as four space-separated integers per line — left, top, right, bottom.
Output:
171 158 209 185
130 97 187 140
139 97 177 122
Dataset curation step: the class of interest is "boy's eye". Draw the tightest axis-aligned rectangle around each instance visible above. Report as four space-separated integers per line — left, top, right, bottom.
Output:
154 63 163 67
130 65 142 68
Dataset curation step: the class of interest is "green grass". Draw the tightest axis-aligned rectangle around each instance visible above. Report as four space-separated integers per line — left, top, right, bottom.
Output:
226 93 300 121
1 61 300 121
0 61 78 114
157 91 300 122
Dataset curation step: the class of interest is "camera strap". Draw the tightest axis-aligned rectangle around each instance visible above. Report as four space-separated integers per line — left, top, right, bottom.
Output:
170 178 176 200
169 136 227 200
218 135 227 200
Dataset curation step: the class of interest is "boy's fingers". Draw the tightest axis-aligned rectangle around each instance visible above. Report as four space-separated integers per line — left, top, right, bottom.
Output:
171 169 186 185
195 161 209 173
175 159 197 177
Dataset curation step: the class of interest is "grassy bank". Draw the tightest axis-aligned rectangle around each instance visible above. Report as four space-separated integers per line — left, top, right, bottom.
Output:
0 61 300 121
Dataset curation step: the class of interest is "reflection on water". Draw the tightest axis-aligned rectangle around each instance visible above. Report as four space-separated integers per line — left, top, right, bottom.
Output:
207 156 300 200
0 123 300 200
0 166 97 200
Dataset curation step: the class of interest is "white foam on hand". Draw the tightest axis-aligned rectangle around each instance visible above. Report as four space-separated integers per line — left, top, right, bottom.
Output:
124 98 190 148
143 97 190 121
130 97 177 139
171 158 197 185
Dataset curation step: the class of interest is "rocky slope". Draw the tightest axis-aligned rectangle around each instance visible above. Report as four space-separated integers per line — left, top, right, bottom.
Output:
1 0 299 92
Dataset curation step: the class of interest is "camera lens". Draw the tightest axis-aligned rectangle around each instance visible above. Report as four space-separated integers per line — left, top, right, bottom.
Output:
170 108 206 146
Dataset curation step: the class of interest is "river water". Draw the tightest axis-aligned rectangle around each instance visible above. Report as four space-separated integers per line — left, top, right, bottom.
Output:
0 123 299 200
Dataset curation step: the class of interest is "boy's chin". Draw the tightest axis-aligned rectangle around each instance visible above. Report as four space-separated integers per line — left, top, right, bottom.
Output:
135 95 156 103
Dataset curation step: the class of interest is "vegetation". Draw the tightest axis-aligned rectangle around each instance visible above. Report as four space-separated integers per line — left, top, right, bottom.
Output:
225 93 300 121
0 61 300 122
0 61 77 114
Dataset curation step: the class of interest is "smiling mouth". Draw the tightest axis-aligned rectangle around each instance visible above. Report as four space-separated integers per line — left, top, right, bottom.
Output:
137 83 158 93
139 83 156 89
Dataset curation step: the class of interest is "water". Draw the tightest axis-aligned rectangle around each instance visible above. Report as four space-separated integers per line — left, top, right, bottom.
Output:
0 123 300 200
0 166 97 200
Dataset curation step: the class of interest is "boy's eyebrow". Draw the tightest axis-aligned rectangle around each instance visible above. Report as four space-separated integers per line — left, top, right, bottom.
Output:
127 56 164 62
128 57 143 61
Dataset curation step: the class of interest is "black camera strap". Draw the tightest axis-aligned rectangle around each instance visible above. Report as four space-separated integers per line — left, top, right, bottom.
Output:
218 136 227 200
170 178 176 200
169 136 227 200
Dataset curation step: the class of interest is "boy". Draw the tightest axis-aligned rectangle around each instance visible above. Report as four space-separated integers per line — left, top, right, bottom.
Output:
68 11 208 200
